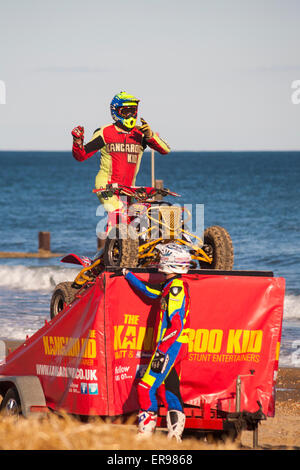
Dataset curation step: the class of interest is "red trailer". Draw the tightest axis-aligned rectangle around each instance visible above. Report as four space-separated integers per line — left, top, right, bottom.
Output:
0 269 285 447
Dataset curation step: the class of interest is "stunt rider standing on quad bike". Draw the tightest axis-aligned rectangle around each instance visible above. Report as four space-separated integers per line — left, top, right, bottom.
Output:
122 243 191 442
71 91 170 229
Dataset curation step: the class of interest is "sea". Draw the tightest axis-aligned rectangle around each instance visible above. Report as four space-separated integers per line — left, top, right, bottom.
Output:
0 150 299 367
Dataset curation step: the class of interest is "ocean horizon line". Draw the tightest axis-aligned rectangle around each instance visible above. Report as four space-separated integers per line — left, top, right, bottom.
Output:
1 149 300 153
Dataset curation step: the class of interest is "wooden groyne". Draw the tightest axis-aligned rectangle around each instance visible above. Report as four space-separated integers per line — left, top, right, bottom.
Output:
0 251 63 258
0 232 63 259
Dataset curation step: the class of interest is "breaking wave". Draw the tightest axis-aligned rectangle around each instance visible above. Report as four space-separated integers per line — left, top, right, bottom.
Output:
0 265 80 292
0 265 298 319
283 294 300 321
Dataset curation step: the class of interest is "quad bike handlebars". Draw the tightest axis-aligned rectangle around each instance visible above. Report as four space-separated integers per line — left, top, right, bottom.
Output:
93 183 180 202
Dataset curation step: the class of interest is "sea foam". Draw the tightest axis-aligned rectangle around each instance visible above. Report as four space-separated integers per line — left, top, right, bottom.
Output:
0 265 80 292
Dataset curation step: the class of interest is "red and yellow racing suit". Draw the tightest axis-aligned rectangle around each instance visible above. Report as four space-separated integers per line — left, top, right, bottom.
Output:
72 124 170 212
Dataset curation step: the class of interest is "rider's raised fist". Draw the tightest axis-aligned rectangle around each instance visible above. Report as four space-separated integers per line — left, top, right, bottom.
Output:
140 118 153 140
72 126 84 147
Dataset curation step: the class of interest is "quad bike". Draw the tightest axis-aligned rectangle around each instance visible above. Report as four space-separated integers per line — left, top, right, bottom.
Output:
93 183 234 271
50 184 234 319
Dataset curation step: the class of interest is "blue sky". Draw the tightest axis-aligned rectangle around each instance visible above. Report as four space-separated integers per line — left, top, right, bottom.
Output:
1 0 300 150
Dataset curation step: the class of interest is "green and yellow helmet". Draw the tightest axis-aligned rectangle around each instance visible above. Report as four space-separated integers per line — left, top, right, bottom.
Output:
110 91 140 129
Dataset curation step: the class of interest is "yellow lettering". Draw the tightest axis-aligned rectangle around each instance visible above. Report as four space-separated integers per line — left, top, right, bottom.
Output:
53 336 62 355
43 336 50 355
188 328 263 357
49 336 55 355
67 338 79 357
114 325 124 350
121 326 137 349
188 328 195 352
124 314 139 325
241 330 250 353
227 329 263 354
84 339 96 358
207 329 223 353
247 330 263 353
42 335 96 358
227 329 242 353
194 329 209 353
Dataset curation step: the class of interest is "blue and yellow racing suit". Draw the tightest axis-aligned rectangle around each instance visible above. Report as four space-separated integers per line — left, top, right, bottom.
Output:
124 272 190 413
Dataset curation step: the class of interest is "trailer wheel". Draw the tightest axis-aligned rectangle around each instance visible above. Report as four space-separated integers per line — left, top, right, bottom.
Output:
0 387 21 416
200 225 234 270
50 282 78 319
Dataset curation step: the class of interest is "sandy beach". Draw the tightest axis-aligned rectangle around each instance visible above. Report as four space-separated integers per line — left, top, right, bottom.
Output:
239 367 300 449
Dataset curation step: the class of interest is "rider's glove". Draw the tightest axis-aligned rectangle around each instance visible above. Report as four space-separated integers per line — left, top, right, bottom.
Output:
72 125 84 148
122 268 128 276
140 118 153 140
151 350 169 374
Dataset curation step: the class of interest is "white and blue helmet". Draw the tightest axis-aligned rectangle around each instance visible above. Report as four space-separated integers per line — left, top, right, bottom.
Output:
157 243 192 274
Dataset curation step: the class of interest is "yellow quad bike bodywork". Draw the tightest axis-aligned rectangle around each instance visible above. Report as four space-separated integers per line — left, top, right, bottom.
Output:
137 204 211 266
136 204 234 270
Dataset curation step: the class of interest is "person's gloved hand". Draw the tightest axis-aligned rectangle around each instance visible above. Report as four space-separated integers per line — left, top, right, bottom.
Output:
71 125 84 148
140 118 153 139
110 268 128 278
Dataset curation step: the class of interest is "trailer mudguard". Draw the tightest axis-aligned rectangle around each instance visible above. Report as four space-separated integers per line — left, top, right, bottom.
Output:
0 375 47 417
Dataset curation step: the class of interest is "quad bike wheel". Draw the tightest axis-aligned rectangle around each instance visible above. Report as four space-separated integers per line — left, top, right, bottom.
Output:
103 223 139 268
50 282 78 319
200 225 234 270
